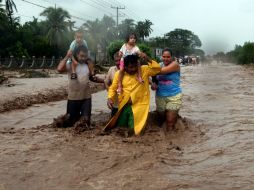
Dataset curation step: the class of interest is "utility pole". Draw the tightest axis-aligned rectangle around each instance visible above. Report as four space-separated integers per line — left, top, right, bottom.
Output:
163 34 166 48
111 6 125 27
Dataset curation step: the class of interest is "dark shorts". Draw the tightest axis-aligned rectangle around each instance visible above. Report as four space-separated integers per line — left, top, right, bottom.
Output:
67 98 91 121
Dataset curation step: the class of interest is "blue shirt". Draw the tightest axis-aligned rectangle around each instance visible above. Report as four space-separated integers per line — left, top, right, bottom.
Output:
69 40 88 52
156 62 182 97
68 40 88 65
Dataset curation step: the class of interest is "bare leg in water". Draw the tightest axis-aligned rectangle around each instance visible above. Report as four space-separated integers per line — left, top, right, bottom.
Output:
165 110 178 131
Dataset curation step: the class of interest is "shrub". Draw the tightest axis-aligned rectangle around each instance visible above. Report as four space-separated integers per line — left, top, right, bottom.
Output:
237 42 254 64
107 40 124 60
137 43 152 57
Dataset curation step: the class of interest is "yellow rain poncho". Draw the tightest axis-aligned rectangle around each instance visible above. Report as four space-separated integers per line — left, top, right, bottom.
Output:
104 60 161 135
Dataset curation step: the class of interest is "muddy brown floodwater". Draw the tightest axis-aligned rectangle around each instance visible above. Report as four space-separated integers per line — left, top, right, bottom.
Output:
0 62 254 190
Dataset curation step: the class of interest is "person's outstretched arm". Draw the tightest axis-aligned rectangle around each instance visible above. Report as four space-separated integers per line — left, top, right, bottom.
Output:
57 54 69 73
107 72 119 109
145 59 161 76
160 61 180 74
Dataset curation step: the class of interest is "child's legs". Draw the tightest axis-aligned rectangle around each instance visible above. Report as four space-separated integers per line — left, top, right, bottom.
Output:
71 61 76 73
118 68 124 87
87 62 94 75
119 58 124 70
137 62 142 78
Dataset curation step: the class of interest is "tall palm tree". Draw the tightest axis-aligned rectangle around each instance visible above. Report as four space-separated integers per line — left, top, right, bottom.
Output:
67 20 75 32
100 15 117 48
118 19 136 39
82 19 103 53
40 7 70 46
136 19 153 41
0 0 17 23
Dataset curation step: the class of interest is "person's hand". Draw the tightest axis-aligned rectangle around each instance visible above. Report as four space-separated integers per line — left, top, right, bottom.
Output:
139 52 152 63
89 74 97 82
151 83 158 91
72 59 78 66
67 50 72 58
139 52 146 58
107 99 114 109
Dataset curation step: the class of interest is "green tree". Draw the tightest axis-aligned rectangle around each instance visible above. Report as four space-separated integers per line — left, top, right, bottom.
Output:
0 7 25 57
107 40 152 62
82 15 117 61
20 18 54 57
100 15 117 55
165 28 202 56
135 19 153 41
138 43 152 57
82 19 103 53
0 0 17 22
107 40 124 60
40 7 71 48
118 19 136 39
237 42 254 64
100 15 117 43
147 37 165 48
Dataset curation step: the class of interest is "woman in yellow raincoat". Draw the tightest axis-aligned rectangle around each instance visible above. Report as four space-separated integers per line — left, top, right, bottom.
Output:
105 54 161 135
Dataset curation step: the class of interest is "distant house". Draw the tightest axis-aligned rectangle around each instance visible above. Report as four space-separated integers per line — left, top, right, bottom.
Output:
153 47 163 59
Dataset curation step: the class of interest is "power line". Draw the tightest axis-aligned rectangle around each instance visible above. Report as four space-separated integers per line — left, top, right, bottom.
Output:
14 13 34 19
96 0 112 7
38 0 94 20
18 0 89 22
106 0 134 21
80 0 113 16
14 12 44 22
20 0 46 9
87 0 110 9
111 5 125 26
109 0 143 21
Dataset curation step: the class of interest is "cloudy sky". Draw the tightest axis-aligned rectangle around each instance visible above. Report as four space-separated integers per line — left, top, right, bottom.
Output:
13 0 254 54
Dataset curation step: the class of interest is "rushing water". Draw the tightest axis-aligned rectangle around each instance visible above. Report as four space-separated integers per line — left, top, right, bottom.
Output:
0 62 254 190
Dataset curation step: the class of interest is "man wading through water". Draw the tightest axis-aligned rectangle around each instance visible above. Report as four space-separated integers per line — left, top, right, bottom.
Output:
57 45 103 130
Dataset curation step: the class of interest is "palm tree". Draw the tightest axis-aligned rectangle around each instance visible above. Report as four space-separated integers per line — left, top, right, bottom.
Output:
82 19 103 53
69 20 76 32
40 7 70 47
0 0 17 23
100 15 117 48
135 19 153 41
118 19 136 39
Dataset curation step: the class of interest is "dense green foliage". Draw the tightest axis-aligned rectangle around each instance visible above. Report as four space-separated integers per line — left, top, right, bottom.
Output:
0 4 153 59
236 43 254 64
107 40 124 59
148 28 204 57
214 43 254 64
1 3 208 62
107 41 152 60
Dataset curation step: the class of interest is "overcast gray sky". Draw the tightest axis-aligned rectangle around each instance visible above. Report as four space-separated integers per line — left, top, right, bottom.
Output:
13 0 254 54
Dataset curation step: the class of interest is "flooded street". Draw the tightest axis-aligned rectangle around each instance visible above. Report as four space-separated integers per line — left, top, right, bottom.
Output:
0 62 254 190
0 90 115 129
